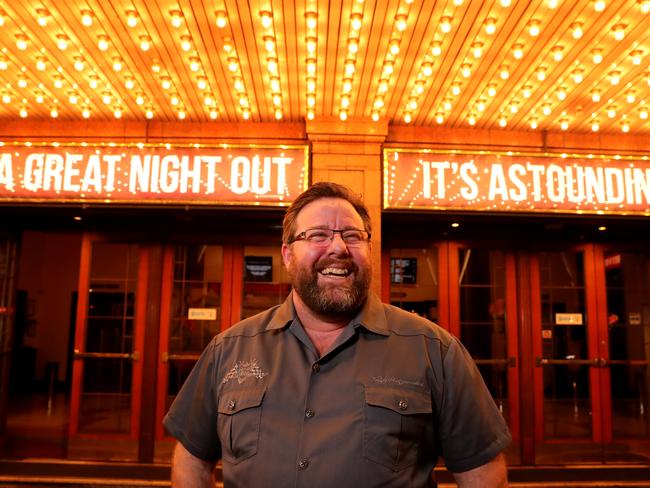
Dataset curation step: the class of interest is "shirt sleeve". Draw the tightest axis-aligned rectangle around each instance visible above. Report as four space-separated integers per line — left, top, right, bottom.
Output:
437 337 512 473
163 340 222 461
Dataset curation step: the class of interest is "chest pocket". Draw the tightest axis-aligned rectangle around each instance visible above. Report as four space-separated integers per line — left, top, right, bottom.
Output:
363 384 433 471
217 386 266 464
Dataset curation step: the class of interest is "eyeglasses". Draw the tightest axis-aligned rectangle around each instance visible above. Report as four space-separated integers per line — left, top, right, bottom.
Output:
288 228 371 247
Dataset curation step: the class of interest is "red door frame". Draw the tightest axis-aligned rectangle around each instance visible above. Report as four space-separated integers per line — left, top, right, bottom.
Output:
69 233 146 440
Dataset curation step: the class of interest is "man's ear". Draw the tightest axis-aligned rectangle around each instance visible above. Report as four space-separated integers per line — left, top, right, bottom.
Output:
281 243 292 268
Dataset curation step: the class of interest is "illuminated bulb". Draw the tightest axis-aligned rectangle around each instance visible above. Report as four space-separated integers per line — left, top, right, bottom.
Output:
19 107 27 118
471 42 483 58
344 60 355 76
631 50 643 65
161 77 172 90
239 96 249 108
136 94 145 105
499 116 507 127
513 44 523 59
307 77 316 92
528 20 540 36
53 76 63 89
306 37 317 53
468 114 476 125
80 10 93 26
0 13 4 27
594 0 606 11
50 106 58 118
145 108 154 119
591 49 603 63
222 37 234 54
273 93 282 106
74 57 85 71
484 18 496 35
306 58 316 75
18 77 27 88
571 22 583 39
461 64 471 77
476 100 486 112
591 121 599 131
37 8 49 26
194 77 207 90
591 90 601 102
170 94 180 106
572 69 583 83
510 102 518 113
260 10 273 28
102 93 111 104
228 58 240 73
140 36 151 51
640 108 648 119
113 58 123 72
0 57 7 70
371 111 379 122
307 94 316 107
203 94 213 106
522 86 532 98
270 77 281 92
98 35 109 51
181 36 192 52
440 16 452 33
178 109 186 120
560 119 569 130
556 87 567 100
16 35 28 50
454 0 464 4
607 106 616 118
350 13 362 31
273 108 282 120
408 98 418 111
487 84 497 97
340 95 350 109
342 78 352 93
612 24 625 41
422 62 433 77
414 81 424 95
388 39 399 56
547 0 559 8
622 122 630 132
339 110 347 121
404 113 412 123
170 10 183 28
378 79 389 93
451 83 461 96
347 38 359 54
210 109 218 119
396 15 407 32
69 93 78 104
626 91 636 103
430 42 442 57
306 109 315 120
189 58 201 72
152 60 161 73
126 10 138 27
500 66 509 79
640 0 650 13
435 113 444 124
55 34 69 50
542 104 552 115
501 0 512 6
552 46 563 61
124 77 135 90
382 61 394 76
88 76 98 89
373 97 384 109
268 57 279 74
1 93 10 104
113 107 122 119
530 118 538 129
443 99 452 111
305 12 318 30
36 57 46 71
609 71 621 85
215 10 228 28
35 92 44 103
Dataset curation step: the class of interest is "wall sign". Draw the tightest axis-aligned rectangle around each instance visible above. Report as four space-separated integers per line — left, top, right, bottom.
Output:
0 142 309 206
384 149 650 215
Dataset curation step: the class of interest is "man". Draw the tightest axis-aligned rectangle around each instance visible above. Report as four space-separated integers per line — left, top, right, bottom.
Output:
164 182 511 487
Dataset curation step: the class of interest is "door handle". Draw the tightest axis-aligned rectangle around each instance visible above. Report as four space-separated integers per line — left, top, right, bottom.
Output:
161 352 201 363
600 359 650 367
535 357 600 367
74 349 140 361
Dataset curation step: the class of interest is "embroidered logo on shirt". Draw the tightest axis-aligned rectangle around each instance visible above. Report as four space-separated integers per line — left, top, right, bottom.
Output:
222 359 269 385
372 375 424 388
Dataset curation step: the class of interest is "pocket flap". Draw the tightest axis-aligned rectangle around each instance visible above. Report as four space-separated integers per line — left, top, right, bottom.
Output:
364 385 431 415
218 387 266 415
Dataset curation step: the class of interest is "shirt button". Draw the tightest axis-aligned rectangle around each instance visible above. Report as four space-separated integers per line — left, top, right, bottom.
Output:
312 363 320 372
398 400 408 410
297 459 310 470
305 409 315 419
227 400 236 410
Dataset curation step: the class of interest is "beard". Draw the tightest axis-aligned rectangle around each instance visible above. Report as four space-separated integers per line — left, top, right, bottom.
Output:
288 255 371 320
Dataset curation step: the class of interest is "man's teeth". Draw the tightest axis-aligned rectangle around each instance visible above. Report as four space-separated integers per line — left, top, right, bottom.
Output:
320 267 350 276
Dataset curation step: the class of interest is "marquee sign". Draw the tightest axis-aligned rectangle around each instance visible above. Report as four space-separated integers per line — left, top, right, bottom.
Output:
384 149 650 215
0 143 309 206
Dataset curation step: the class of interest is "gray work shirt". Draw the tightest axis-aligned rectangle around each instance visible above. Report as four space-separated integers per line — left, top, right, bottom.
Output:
163 293 511 487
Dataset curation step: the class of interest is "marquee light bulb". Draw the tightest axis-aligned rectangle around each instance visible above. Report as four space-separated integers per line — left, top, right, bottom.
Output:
395 15 407 32
591 49 603 63
170 10 183 28
612 24 625 41
484 18 496 35
16 35 28 50
36 8 49 26
305 12 318 30
350 13 362 31
528 20 540 36
215 10 227 28
260 10 273 28
98 35 109 51
81 10 93 26
440 16 452 33
571 22 583 39
126 10 138 28
594 0 606 11
431 41 442 57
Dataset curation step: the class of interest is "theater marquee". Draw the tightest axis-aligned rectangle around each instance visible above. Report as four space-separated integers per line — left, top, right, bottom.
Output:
384 149 650 216
0 143 309 206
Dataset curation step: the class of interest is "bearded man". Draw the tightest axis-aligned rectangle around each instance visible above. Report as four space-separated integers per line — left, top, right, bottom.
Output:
164 182 511 488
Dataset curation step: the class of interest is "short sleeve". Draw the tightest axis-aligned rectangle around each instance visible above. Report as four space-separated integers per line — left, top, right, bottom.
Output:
163 340 221 461
437 338 512 473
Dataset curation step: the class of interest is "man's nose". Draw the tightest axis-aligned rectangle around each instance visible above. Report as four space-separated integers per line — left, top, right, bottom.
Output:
327 232 350 253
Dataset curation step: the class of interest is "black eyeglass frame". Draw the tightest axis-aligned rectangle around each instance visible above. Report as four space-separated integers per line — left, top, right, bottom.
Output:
287 228 371 246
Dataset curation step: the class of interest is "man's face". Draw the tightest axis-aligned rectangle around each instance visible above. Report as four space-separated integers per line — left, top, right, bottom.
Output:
281 197 372 320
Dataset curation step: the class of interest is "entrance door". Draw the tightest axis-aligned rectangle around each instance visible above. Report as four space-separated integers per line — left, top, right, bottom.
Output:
69 234 148 461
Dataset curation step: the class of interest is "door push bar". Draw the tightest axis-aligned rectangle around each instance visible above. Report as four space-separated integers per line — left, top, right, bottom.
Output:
536 357 650 367
74 349 140 361
473 357 517 367
161 352 201 363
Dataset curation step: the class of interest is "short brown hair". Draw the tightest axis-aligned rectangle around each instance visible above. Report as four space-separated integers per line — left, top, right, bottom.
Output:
282 182 371 244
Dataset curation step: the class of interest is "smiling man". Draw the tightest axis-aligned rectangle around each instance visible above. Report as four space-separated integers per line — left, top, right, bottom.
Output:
164 182 511 488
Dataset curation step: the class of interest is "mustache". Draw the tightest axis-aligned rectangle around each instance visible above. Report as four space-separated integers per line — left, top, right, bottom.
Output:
314 257 358 274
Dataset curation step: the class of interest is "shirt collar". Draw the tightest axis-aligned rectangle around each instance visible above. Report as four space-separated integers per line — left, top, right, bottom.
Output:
266 291 390 336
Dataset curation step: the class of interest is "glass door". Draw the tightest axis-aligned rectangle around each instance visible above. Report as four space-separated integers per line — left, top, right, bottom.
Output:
0 234 17 452
69 235 147 461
